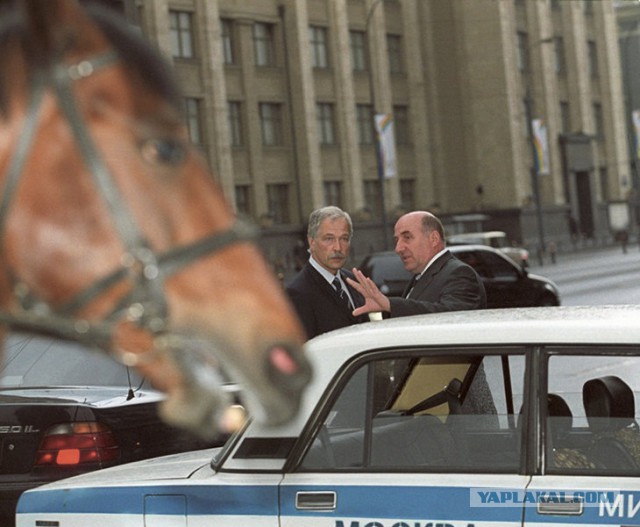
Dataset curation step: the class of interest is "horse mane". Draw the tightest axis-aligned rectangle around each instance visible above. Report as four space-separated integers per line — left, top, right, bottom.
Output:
0 2 183 117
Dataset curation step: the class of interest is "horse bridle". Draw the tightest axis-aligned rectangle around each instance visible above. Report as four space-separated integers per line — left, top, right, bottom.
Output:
0 48 257 349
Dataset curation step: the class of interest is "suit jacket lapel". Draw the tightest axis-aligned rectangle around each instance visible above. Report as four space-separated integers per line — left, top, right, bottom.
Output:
409 252 451 298
307 264 340 305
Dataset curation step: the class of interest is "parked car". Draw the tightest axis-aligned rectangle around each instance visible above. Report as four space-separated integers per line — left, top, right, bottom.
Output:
359 245 560 307
17 306 640 527
0 333 226 526
448 230 529 268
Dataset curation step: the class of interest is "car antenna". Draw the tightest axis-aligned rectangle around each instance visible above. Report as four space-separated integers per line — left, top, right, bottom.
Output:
126 366 135 401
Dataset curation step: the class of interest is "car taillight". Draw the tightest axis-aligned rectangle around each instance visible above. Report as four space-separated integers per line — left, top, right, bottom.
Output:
35 422 120 466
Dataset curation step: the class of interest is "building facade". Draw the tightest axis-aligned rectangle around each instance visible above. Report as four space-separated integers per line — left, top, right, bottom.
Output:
128 0 628 276
616 0 640 232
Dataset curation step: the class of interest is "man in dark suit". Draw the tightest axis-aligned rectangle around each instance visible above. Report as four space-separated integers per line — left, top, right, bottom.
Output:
286 206 368 340
348 211 486 317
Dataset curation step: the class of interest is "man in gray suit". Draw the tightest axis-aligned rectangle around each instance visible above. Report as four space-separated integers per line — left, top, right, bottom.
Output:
348 211 486 317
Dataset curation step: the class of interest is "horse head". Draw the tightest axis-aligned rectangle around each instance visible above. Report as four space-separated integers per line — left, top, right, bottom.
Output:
0 0 310 437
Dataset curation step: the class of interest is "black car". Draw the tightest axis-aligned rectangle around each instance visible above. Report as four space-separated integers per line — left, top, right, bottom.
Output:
359 244 560 308
0 333 225 525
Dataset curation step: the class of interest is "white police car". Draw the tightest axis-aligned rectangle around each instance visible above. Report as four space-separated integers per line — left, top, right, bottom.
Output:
16 306 640 527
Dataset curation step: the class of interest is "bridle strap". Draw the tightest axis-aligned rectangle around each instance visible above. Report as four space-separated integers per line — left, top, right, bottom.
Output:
53 51 149 253
0 80 45 248
51 50 169 326
59 219 257 316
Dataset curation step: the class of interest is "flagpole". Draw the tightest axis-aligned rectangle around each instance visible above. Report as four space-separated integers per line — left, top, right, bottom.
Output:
366 0 390 250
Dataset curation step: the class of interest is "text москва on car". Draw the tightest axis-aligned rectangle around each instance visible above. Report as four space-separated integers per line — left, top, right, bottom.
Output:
17 305 640 527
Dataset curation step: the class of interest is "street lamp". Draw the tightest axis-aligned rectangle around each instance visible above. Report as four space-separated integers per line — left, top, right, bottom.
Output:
524 36 553 265
366 0 391 250
524 96 546 265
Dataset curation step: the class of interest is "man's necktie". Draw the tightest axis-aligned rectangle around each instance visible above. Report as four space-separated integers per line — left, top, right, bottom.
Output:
332 276 352 309
405 273 420 298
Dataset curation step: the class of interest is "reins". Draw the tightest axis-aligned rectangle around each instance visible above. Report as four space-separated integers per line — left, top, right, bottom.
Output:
0 46 257 348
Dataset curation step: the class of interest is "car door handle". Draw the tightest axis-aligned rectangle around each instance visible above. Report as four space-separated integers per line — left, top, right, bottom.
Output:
537 496 583 516
295 491 337 511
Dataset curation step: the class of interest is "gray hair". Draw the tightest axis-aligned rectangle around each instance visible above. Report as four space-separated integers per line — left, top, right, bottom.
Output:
307 206 353 240
420 212 445 241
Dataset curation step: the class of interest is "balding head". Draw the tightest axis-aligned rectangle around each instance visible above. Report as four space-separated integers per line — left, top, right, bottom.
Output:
393 211 446 274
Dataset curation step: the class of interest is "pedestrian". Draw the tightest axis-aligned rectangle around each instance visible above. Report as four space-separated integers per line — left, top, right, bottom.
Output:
348 210 486 317
286 206 368 340
566 213 579 248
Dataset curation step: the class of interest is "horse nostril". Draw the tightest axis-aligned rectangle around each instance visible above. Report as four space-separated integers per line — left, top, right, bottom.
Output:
269 345 299 375
265 343 312 392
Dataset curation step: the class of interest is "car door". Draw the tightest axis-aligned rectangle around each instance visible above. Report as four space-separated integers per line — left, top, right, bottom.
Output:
460 249 525 308
279 347 530 527
524 347 640 527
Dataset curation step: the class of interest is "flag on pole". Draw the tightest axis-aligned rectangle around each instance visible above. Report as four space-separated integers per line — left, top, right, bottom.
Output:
375 113 397 179
632 110 640 159
532 118 550 176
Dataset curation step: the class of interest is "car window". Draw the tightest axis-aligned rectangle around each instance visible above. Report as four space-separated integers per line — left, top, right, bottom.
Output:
0 333 147 388
478 251 519 279
299 348 525 472
365 255 411 283
453 250 490 278
546 349 640 475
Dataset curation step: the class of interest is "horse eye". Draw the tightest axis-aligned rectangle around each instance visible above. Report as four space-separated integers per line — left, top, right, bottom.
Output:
141 138 186 167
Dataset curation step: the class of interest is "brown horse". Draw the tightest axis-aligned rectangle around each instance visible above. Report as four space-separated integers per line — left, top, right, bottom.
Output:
0 1 310 438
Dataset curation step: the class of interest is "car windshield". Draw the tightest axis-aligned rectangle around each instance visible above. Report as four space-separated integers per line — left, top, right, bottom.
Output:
0 333 147 388
365 254 411 283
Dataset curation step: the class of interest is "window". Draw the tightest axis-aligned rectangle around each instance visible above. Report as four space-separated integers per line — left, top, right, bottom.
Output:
588 40 599 78
554 37 566 75
560 101 571 134
593 102 603 139
387 34 403 74
457 250 518 280
170 10 194 59
350 30 367 71
517 32 529 72
363 179 382 218
393 105 410 145
300 350 525 471
235 185 252 217
266 184 290 224
545 351 640 474
259 103 284 146
551 0 561 11
356 104 374 145
184 98 203 146
316 103 336 145
583 0 594 15
253 22 275 67
400 179 415 209
323 181 342 208
309 26 329 69
221 19 236 65
228 101 243 147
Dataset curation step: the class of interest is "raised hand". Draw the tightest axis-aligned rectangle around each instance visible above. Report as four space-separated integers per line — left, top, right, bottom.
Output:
346 268 391 316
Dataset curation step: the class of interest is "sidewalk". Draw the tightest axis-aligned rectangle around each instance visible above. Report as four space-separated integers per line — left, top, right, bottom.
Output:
527 240 640 281
529 240 639 270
